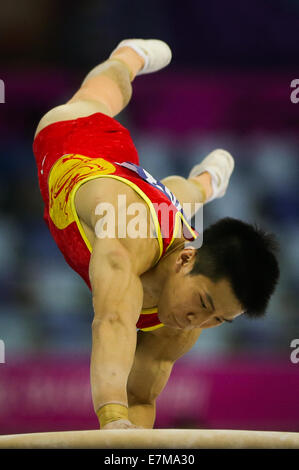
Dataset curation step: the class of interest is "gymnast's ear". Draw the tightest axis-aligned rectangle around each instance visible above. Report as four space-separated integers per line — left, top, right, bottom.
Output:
175 247 197 272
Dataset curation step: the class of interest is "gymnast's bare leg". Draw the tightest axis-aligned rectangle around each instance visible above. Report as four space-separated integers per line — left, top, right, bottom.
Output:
34 44 215 206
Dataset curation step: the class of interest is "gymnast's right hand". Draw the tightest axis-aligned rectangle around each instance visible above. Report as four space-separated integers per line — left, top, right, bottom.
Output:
101 419 143 430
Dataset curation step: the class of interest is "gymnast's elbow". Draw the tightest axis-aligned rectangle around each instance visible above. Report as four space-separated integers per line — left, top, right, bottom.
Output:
91 310 122 328
91 298 139 332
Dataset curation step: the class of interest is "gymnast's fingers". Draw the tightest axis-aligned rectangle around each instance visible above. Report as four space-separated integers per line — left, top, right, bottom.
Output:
101 419 143 430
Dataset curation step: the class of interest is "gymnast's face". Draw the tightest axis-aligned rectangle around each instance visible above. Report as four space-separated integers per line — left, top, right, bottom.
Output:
157 248 244 330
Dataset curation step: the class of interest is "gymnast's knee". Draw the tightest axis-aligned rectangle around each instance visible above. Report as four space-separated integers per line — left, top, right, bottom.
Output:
68 61 132 116
103 59 133 106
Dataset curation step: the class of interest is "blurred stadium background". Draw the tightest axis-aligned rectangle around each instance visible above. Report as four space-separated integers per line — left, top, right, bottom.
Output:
0 0 298 433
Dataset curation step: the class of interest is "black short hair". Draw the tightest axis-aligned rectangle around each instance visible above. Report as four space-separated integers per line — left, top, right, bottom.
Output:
189 217 280 318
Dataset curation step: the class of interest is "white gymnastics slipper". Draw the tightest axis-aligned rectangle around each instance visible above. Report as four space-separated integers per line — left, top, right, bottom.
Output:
189 149 235 202
110 38 172 75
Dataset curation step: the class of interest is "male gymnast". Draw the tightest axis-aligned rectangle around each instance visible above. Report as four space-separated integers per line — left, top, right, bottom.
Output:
33 39 279 430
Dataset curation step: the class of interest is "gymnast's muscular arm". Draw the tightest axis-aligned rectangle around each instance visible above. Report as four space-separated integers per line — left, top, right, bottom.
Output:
127 326 202 428
89 229 158 429
89 237 142 427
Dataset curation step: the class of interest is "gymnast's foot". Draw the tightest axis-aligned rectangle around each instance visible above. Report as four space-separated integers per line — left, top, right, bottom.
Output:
110 39 172 79
189 149 235 203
